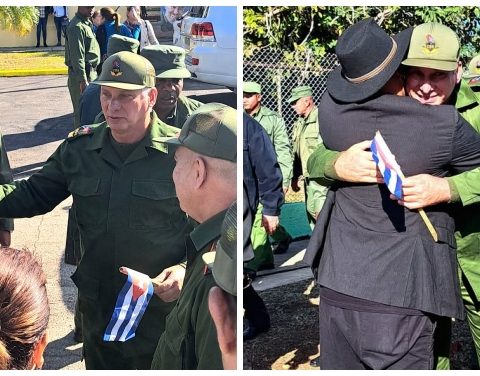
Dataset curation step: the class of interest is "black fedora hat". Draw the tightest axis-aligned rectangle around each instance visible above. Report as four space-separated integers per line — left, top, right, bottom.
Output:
327 18 412 103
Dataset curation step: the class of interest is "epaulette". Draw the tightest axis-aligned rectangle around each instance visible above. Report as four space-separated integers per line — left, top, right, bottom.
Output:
67 125 94 140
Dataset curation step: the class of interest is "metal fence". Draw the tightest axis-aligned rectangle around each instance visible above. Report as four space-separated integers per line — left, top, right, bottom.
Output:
243 47 339 138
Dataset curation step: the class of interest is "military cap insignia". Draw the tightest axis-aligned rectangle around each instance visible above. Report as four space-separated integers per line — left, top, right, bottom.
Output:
146 64 155 78
111 60 123 77
68 125 93 138
173 55 181 64
423 34 439 55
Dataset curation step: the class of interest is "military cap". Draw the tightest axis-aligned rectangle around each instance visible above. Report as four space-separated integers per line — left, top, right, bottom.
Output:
288 85 313 103
166 103 237 162
464 55 480 78
243 81 261 94
202 201 237 296
107 35 140 56
92 51 156 90
402 23 460 71
140 45 191 79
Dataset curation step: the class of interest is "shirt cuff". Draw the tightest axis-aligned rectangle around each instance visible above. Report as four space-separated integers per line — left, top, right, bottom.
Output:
446 177 460 204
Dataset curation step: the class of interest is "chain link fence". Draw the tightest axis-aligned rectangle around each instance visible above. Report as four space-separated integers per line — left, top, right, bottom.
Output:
243 47 339 139
244 47 338 202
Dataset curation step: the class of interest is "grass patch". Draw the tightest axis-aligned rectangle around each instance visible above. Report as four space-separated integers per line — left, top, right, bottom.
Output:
0 51 67 76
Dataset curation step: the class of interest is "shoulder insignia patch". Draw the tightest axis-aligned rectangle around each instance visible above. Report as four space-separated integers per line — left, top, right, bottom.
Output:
68 125 93 139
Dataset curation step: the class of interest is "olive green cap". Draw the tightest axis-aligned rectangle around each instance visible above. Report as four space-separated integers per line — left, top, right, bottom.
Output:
402 23 460 72
202 201 237 296
166 103 237 162
288 85 313 103
107 35 140 56
93 51 156 90
243 81 261 94
140 45 191 79
464 55 480 78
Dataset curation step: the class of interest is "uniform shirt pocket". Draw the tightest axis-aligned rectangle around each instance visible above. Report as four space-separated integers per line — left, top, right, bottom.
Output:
68 177 104 226
130 179 179 230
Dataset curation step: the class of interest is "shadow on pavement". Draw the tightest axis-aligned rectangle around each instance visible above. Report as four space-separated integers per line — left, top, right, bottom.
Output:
244 279 319 370
4 113 73 152
43 331 83 370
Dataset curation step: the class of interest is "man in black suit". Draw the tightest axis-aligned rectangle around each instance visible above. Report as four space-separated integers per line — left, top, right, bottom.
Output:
304 19 480 369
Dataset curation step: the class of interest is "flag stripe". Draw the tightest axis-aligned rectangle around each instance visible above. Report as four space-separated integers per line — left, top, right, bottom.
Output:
103 277 134 338
103 268 154 342
371 131 404 199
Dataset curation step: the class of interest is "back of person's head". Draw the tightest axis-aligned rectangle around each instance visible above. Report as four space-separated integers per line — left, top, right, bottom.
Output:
0 248 49 370
100 7 120 32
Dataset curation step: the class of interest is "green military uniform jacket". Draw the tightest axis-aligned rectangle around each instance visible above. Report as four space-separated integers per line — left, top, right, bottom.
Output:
65 12 100 83
252 106 293 188
449 80 480 300
0 113 190 366
151 210 225 370
293 106 322 178
164 95 203 129
292 106 327 215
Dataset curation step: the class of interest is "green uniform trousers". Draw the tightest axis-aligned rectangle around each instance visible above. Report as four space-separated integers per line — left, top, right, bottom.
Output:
246 204 290 272
67 68 97 129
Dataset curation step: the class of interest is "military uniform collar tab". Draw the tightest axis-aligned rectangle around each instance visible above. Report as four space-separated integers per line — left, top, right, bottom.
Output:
85 123 108 150
190 209 227 252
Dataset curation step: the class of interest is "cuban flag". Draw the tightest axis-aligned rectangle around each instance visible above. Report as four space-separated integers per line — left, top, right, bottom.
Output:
103 267 154 342
370 131 403 199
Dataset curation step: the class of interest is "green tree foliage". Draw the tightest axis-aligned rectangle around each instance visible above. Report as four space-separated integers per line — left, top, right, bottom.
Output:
0 6 39 37
244 6 480 63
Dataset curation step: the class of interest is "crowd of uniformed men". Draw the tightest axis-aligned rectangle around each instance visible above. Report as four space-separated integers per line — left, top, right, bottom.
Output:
0 5 236 370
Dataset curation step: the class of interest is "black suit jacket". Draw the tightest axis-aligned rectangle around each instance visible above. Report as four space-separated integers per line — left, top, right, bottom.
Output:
306 93 480 319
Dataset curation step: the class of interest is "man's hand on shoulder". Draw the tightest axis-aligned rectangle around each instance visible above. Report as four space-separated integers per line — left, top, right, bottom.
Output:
334 140 383 183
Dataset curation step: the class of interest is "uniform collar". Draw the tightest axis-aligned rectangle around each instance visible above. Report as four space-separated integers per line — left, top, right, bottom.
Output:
303 105 318 124
189 209 227 252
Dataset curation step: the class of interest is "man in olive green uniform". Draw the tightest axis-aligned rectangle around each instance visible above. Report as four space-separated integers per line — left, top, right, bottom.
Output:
64 6 100 129
243 81 292 271
206 201 237 369
151 103 236 369
307 23 480 369
141 45 203 128
72 34 142 344
0 52 191 369
289 85 327 228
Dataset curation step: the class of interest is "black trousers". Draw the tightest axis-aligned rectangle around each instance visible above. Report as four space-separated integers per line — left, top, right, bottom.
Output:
319 297 437 369
54 16 63 43
243 284 270 331
36 17 47 45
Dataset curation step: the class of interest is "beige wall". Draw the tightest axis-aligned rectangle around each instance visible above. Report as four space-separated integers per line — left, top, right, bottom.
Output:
0 6 130 48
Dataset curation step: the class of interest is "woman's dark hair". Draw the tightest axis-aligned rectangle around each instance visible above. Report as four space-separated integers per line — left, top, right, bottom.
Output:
100 7 121 32
0 248 49 370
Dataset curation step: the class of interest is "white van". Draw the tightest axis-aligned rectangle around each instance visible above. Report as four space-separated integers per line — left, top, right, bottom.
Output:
176 6 236 89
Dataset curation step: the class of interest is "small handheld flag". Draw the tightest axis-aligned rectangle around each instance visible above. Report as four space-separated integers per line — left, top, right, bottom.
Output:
103 267 154 342
370 131 438 242
370 131 403 199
